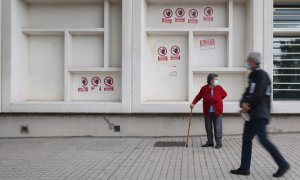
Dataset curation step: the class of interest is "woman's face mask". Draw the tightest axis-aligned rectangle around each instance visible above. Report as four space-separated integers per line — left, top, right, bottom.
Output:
213 79 219 87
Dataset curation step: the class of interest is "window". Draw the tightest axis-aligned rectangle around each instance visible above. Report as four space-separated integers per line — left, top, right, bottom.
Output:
274 6 300 28
273 37 300 100
273 5 300 100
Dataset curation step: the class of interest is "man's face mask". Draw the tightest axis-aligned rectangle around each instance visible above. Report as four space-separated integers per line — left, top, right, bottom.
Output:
244 63 251 70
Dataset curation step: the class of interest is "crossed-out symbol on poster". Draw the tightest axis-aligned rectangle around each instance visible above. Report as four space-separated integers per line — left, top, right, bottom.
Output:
78 77 89 92
162 7 213 24
204 7 213 16
91 77 101 91
77 76 114 93
203 7 213 21
158 46 168 61
175 8 185 22
104 77 114 91
157 45 181 61
162 9 173 23
171 45 180 60
188 9 199 23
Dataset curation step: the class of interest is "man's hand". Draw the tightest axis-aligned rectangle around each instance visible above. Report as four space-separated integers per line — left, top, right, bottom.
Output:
190 104 195 110
241 103 250 113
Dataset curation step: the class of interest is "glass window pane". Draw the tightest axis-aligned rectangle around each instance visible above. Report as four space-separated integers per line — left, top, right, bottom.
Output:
273 61 300 68
273 75 300 83
273 91 300 100
273 6 300 100
274 9 300 15
274 24 300 28
274 16 300 21
273 69 300 74
273 84 300 89
274 38 300 44
274 6 300 28
274 54 300 60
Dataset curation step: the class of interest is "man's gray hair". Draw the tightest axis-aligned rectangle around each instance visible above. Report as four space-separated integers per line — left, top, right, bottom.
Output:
247 52 261 65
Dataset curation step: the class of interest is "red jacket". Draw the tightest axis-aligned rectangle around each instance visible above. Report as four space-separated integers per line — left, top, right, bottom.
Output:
192 84 227 117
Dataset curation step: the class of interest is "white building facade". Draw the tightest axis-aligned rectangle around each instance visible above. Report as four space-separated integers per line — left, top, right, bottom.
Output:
0 0 299 137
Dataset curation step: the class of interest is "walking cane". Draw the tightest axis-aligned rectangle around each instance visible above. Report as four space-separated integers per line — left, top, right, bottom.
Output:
185 108 193 147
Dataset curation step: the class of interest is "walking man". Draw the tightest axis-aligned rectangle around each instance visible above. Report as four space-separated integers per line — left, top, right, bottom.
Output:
230 52 290 177
190 73 227 149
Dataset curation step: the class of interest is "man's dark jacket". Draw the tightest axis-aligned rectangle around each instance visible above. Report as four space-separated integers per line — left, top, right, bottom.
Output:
240 68 272 123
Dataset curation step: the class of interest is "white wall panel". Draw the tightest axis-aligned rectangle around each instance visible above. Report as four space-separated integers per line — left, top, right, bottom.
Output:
0 0 2 112
2 0 131 112
147 3 228 28
132 0 250 113
28 4 104 28
144 34 188 101
232 3 246 67
71 34 104 68
193 34 227 67
28 35 64 101
2 0 298 114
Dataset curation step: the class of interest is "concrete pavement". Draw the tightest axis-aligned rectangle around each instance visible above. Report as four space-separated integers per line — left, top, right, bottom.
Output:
0 133 299 180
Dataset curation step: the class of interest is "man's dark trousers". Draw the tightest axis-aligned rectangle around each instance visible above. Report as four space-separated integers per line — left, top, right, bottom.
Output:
240 118 288 171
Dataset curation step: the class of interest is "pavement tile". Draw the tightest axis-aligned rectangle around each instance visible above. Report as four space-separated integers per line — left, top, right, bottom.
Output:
0 134 298 180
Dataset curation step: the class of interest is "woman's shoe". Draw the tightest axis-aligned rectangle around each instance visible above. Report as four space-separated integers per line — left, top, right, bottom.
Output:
215 144 222 149
202 143 214 147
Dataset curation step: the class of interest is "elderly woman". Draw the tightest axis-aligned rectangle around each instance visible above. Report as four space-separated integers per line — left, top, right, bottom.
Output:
190 73 227 149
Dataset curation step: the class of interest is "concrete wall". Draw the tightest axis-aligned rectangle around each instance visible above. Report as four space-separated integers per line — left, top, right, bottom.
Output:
0 0 2 112
2 0 132 113
1 0 299 114
0 0 299 138
0 114 299 138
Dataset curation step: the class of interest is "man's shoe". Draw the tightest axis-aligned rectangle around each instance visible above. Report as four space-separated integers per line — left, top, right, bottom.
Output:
215 144 222 149
230 168 250 176
273 164 290 178
202 143 214 147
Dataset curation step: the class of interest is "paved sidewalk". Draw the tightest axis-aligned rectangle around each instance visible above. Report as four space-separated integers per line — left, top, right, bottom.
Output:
0 134 299 180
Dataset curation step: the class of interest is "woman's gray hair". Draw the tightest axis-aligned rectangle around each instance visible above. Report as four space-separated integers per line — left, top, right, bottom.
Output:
207 73 218 84
247 52 261 65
